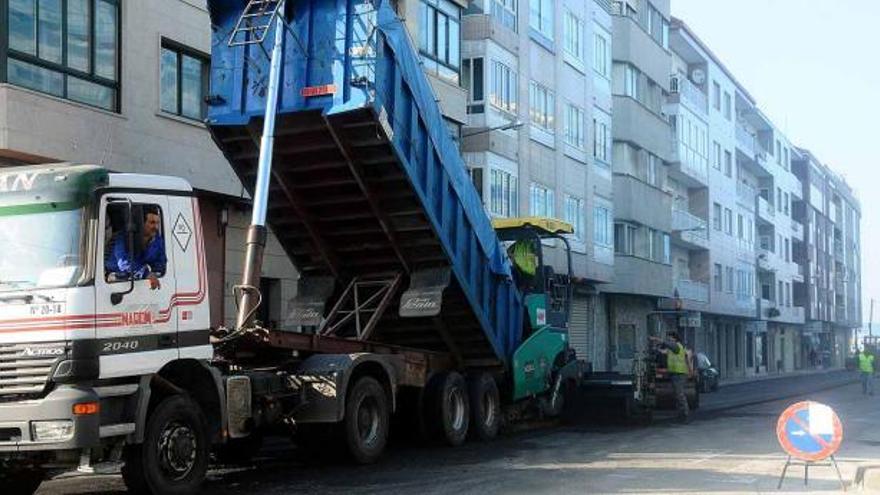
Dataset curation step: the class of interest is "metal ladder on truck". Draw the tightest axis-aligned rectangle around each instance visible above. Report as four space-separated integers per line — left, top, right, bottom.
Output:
227 0 289 331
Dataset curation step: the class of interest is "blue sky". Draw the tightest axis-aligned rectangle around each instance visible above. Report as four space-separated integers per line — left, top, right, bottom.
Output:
671 0 880 324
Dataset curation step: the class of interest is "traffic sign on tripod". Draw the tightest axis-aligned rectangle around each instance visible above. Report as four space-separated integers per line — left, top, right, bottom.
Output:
775 401 846 490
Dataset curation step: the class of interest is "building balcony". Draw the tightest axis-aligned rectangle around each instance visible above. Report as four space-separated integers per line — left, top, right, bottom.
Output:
791 219 804 242
736 182 756 210
675 279 709 304
671 208 709 250
735 124 756 157
834 240 844 259
669 75 708 114
461 13 519 54
792 264 805 283
668 144 709 187
613 97 673 161
606 255 672 298
613 174 672 230
757 250 774 272
757 196 775 224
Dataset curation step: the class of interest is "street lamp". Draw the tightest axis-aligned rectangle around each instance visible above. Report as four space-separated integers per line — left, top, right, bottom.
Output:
462 120 524 138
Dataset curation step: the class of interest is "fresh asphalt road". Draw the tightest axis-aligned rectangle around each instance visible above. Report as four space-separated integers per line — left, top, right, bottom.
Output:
39 371 878 494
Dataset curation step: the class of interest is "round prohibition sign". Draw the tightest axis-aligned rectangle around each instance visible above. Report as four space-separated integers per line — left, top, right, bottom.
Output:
776 401 843 462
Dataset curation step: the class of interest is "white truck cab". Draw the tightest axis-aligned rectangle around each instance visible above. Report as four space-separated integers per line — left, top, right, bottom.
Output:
0 164 223 494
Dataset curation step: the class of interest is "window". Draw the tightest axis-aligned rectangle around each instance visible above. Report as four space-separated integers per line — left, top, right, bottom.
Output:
647 228 657 261
491 0 517 31
785 238 790 262
529 81 555 131
529 0 553 39
489 169 518 217
624 64 640 100
713 202 722 231
783 192 789 215
723 92 732 120
530 183 554 217
7 0 120 111
594 204 612 246
726 266 734 293
563 10 583 61
737 214 744 239
490 60 517 114
724 150 733 177
615 223 636 255
419 0 461 83
724 208 733 235
160 41 209 120
462 57 485 114
593 117 609 162
662 233 671 264
777 187 782 211
778 281 783 303
564 195 585 240
776 140 781 164
713 141 722 170
645 153 660 187
593 31 610 77
714 263 723 291
712 81 721 111
564 104 585 149
104 203 166 282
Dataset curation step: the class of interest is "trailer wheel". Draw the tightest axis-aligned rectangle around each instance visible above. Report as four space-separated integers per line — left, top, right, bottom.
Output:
122 394 209 495
467 372 500 441
1 469 43 495
343 376 389 464
427 371 470 446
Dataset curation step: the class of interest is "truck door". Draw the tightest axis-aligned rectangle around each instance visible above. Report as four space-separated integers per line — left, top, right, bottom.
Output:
95 194 177 378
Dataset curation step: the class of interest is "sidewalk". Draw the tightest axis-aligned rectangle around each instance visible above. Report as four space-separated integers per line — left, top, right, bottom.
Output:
718 366 847 387
699 368 858 414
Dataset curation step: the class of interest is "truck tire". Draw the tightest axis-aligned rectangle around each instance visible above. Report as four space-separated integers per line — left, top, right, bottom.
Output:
2 469 43 495
426 371 470 446
467 372 500 441
343 376 389 464
122 394 210 495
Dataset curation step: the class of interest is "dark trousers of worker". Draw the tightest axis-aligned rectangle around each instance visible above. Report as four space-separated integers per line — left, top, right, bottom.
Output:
861 372 874 396
670 373 689 420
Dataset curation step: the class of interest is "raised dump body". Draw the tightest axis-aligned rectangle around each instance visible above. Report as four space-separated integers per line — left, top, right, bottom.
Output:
206 0 523 367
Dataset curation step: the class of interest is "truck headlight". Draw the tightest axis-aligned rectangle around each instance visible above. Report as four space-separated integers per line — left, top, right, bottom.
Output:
31 420 74 442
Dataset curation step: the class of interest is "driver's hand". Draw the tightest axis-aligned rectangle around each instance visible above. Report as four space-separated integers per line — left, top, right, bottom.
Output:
148 274 161 290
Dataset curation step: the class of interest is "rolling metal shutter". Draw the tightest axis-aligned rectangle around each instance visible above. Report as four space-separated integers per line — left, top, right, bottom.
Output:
570 295 591 361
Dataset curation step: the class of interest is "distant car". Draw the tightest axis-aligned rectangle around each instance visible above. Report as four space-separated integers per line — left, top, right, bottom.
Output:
696 353 720 393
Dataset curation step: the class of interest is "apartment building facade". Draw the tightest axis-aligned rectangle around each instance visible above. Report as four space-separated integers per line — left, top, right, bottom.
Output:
793 149 862 369
601 0 674 375
459 0 617 366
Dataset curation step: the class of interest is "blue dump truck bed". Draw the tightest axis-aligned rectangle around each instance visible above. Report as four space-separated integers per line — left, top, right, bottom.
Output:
206 0 523 367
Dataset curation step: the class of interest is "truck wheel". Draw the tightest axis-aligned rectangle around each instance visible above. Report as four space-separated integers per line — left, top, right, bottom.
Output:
122 394 209 495
467 372 500 441
427 371 470 446
2 469 43 495
343 376 389 464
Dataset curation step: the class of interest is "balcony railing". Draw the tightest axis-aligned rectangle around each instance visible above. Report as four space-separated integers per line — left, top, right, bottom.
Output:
671 75 708 114
675 279 709 303
757 196 775 221
736 124 756 156
791 220 804 241
672 208 707 232
737 182 756 207
595 0 613 14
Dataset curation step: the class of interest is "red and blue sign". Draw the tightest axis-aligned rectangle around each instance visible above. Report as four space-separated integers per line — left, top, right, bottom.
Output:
776 401 843 462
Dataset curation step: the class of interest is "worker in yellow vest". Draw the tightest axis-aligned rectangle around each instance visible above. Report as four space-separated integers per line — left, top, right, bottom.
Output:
651 332 691 423
508 239 537 290
858 347 875 396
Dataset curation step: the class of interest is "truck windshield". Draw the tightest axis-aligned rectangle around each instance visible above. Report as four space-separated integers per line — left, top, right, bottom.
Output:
0 208 85 292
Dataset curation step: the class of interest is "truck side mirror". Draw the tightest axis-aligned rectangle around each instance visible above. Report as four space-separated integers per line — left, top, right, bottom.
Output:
109 200 136 305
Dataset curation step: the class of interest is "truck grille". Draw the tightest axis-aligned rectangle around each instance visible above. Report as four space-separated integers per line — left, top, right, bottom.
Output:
0 341 65 396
